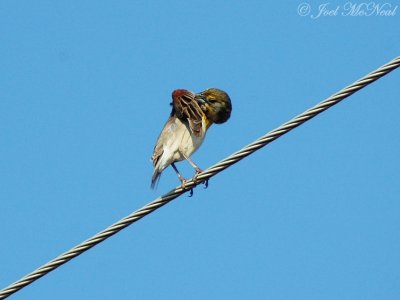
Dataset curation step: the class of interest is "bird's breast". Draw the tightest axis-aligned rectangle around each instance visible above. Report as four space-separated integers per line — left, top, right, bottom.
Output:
165 117 206 161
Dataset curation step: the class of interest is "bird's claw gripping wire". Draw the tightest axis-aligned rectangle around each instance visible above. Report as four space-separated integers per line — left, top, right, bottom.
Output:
203 180 209 189
184 156 208 190
179 179 194 197
193 170 209 189
172 163 194 196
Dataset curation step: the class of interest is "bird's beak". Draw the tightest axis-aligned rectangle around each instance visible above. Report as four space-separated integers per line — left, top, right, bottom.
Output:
194 93 208 105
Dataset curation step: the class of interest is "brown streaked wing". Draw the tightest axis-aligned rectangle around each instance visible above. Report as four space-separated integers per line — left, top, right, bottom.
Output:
172 90 203 137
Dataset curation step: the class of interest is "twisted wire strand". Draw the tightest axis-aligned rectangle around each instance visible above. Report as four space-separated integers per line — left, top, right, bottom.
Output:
1 56 399 299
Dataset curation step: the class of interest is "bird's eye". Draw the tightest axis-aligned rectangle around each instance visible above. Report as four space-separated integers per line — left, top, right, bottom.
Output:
208 98 217 103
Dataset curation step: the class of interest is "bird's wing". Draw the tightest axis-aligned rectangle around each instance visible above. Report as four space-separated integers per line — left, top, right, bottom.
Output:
172 90 204 137
151 141 164 168
151 117 170 188
151 115 175 169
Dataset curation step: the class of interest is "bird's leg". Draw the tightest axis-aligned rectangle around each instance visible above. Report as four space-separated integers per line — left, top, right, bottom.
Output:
184 156 209 189
171 163 186 182
171 163 193 196
184 156 202 173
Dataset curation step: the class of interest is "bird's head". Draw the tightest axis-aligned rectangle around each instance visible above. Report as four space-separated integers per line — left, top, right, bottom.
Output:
195 88 232 126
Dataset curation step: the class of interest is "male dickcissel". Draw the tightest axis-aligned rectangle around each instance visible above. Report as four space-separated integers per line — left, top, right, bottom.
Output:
151 88 232 188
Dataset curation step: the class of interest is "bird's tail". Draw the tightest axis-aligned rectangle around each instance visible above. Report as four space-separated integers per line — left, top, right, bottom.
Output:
151 168 162 189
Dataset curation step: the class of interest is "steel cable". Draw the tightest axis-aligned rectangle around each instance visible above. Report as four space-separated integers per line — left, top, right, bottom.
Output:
1 56 399 299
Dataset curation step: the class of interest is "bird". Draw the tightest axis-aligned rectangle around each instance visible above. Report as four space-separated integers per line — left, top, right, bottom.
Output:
151 88 232 189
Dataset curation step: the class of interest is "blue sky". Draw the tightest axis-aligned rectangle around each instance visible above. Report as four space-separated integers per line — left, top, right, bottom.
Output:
1 1 399 299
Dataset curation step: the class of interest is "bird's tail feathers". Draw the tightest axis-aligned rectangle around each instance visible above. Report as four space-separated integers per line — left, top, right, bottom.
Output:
151 169 162 189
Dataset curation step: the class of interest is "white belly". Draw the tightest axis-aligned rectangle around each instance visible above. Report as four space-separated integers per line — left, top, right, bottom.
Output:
153 116 207 175
167 117 205 161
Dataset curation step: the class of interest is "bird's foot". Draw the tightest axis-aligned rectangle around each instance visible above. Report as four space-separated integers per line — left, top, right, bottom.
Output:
180 179 194 197
193 170 209 189
172 163 193 196
203 179 209 189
